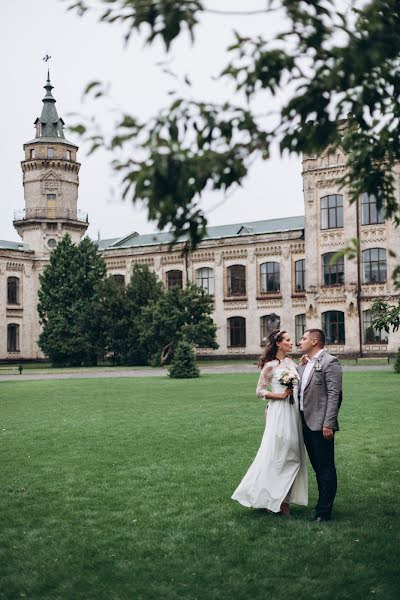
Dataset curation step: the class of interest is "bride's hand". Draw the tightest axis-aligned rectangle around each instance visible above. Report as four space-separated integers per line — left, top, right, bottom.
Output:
281 389 292 399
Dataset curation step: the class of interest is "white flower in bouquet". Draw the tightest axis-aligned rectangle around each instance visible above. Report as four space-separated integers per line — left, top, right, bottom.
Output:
277 369 298 404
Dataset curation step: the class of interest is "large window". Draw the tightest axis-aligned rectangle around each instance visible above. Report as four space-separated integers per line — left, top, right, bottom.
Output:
47 147 54 159
111 274 125 289
166 270 183 290
260 262 280 294
227 265 246 296
196 267 214 295
362 248 387 284
294 259 305 292
361 193 384 225
322 253 344 286
227 317 246 347
322 311 345 344
7 324 20 352
320 195 343 229
260 313 281 346
7 277 20 305
295 314 306 345
363 310 388 344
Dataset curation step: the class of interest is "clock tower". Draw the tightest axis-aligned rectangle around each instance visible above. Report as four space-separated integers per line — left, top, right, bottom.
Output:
14 71 88 255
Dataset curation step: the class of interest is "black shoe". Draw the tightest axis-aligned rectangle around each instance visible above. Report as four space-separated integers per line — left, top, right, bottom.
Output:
312 515 331 523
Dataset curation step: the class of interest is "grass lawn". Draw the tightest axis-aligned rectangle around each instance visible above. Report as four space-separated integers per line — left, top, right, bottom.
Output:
1 372 399 600
0 356 394 376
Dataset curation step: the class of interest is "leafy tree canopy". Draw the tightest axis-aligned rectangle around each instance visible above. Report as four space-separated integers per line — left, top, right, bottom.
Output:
67 0 400 248
38 234 107 366
137 283 218 364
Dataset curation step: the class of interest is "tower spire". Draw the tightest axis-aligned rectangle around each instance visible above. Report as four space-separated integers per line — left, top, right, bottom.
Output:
34 70 65 139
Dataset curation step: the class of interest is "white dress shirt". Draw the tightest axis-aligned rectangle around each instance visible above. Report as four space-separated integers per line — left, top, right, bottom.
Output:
300 349 324 410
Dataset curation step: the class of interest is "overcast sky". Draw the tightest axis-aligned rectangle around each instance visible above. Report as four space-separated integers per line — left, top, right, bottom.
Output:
0 0 305 243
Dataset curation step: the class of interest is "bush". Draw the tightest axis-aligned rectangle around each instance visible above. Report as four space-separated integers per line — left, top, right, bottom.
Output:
168 340 200 379
394 348 400 373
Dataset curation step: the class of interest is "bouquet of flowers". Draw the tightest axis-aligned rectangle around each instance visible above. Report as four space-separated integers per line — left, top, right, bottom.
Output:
277 370 299 405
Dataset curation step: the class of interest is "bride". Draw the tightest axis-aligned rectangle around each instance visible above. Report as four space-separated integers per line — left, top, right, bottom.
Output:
231 329 308 516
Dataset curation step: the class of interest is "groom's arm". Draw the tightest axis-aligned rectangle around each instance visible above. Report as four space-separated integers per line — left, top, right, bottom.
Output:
324 358 342 432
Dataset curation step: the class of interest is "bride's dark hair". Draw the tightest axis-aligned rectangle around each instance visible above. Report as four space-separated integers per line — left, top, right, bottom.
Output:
258 329 286 368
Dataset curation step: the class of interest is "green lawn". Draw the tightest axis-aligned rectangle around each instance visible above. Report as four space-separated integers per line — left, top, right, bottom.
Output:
0 355 394 375
1 372 399 600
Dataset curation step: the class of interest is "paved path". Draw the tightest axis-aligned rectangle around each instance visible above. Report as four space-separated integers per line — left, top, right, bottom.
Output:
0 363 393 382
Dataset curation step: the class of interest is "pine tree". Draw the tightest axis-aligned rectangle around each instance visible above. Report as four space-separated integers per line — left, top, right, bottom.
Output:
394 348 400 373
37 234 107 366
100 275 129 364
123 264 164 364
168 340 200 379
138 283 218 365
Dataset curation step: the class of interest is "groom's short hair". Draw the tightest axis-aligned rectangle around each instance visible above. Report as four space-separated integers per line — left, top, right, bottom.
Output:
305 328 325 347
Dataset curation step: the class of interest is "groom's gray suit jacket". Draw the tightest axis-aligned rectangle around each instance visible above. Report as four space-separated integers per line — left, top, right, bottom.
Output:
298 350 343 432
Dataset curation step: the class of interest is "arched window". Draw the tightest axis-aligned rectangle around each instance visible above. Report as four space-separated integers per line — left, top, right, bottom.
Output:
260 314 281 346
7 324 20 352
111 274 125 289
196 267 214 295
166 270 183 290
7 277 20 305
295 259 305 292
322 311 345 344
320 195 343 229
362 248 387 283
260 262 280 293
227 265 246 296
322 253 344 286
361 193 384 225
295 314 306 345
363 310 388 344
227 317 246 347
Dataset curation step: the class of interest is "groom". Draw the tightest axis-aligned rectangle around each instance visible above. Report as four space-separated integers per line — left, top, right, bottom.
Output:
298 329 343 522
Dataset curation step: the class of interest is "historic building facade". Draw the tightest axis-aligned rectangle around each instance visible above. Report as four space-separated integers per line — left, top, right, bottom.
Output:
1 77 400 360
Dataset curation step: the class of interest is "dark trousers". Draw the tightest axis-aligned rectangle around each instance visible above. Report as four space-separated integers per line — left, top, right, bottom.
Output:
301 412 337 517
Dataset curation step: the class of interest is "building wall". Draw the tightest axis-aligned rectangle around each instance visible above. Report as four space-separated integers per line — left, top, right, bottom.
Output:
303 151 400 355
103 230 306 357
1 145 399 360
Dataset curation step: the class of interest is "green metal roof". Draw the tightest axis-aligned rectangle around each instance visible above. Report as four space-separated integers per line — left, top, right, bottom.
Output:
99 215 305 250
0 240 28 251
23 137 77 148
32 71 74 143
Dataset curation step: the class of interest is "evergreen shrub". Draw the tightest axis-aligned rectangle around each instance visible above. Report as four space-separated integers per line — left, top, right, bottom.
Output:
168 340 200 379
394 347 400 373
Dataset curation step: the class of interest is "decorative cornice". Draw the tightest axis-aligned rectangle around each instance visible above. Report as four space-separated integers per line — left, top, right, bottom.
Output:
223 302 248 310
320 231 344 247
290 242 305 253
6 262 24 272
131 257 154 266
292 300 307 308
106 259 126 269
160 255 184 266
6 308 23 318
360 227 386 243
222 248 248 260
255 245 282 257
256 299 283 309
191 251 215 263
361 283 390 297
318 286 346 299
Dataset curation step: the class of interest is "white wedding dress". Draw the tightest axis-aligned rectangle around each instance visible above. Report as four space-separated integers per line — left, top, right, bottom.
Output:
232 357 308 512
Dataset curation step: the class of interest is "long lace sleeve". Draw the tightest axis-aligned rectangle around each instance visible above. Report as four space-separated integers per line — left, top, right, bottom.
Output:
256 362 274 399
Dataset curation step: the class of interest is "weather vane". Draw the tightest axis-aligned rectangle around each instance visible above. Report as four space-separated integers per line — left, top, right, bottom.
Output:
42 54 52 63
